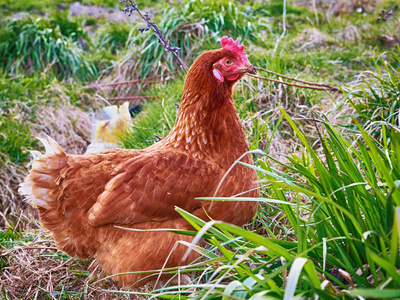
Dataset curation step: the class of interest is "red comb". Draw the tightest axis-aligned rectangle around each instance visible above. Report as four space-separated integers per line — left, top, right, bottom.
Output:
220 36 248 62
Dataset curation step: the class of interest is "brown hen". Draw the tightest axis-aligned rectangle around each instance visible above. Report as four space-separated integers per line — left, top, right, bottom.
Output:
20 37 259 287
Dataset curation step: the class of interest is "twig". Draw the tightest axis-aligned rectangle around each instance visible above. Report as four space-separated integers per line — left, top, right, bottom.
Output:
88 79 171 88
100 96 160 101
86 73 175 88
23 246 60 251
95 94 112 106
122 0 188 73
1 246 59 256
248 73 342 93
154 134 163 141
255 67 341 92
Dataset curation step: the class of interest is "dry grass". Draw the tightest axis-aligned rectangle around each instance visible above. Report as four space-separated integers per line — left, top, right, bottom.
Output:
297 0 380 15
0 156 29 218
0 215 153 299
238 71 356 180
107 50 177 97
337 24 361 42
0 102 92 225
68 2 139 23
32 104 92 155
0 102 105 297
1 220 117 299
293 28 334 50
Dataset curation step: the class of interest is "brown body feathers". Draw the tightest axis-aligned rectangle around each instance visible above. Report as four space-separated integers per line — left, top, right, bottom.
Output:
20 38 259 287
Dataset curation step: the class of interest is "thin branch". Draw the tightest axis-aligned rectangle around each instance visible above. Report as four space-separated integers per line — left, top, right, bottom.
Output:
92 96 159 102
22 246 59 251
248 73 342 93
100 96 160 101
86 73 175 88
154 134 163 141
122 0 188 73
255 67 341 92
88 79 171 88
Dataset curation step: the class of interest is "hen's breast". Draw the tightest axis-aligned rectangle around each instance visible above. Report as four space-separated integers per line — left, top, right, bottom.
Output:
194 152 259 226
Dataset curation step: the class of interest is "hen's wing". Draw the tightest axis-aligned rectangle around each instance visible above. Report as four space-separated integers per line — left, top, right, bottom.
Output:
88 149 222 226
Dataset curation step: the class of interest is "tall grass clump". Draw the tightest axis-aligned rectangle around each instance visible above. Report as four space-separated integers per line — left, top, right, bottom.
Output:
114 111 400 299
181 0 265 42
0 17 96 80
116 0 269 78
0 75 43 164
94 22 131 54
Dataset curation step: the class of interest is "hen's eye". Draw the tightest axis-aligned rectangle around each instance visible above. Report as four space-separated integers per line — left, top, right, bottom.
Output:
225 59 232 66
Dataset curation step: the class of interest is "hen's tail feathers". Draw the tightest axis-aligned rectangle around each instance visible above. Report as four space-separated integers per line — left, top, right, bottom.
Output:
19 135 67 209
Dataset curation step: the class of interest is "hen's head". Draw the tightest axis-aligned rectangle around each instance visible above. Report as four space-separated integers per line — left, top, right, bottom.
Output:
186 37 256 89
211 36 256 83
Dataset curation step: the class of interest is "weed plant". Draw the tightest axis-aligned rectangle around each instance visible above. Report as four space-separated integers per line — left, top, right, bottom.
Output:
0 17 96 80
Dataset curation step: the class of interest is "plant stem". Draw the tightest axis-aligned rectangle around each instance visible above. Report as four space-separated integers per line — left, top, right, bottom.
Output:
92 96 159 101
87 73 175 88
122 0 188 73
248 73 342 93
255 67 341 92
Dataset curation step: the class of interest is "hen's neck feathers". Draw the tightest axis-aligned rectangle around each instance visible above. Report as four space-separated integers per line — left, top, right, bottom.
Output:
162 50 248 166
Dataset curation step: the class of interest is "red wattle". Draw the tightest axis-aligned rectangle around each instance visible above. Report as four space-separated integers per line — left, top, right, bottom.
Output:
227 74 239 81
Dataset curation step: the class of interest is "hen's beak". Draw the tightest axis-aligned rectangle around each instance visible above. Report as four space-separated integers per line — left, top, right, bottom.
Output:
242 64 257 75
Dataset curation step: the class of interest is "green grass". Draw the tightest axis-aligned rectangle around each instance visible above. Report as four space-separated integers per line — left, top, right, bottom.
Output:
0 120 37 163
0 75 43 163
112 113 400 299
94 22 131 54
120 79 183 149
0 0 117 12
0 72 92 164
1 0 400 298
0 0 162 13
0 17 97 80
